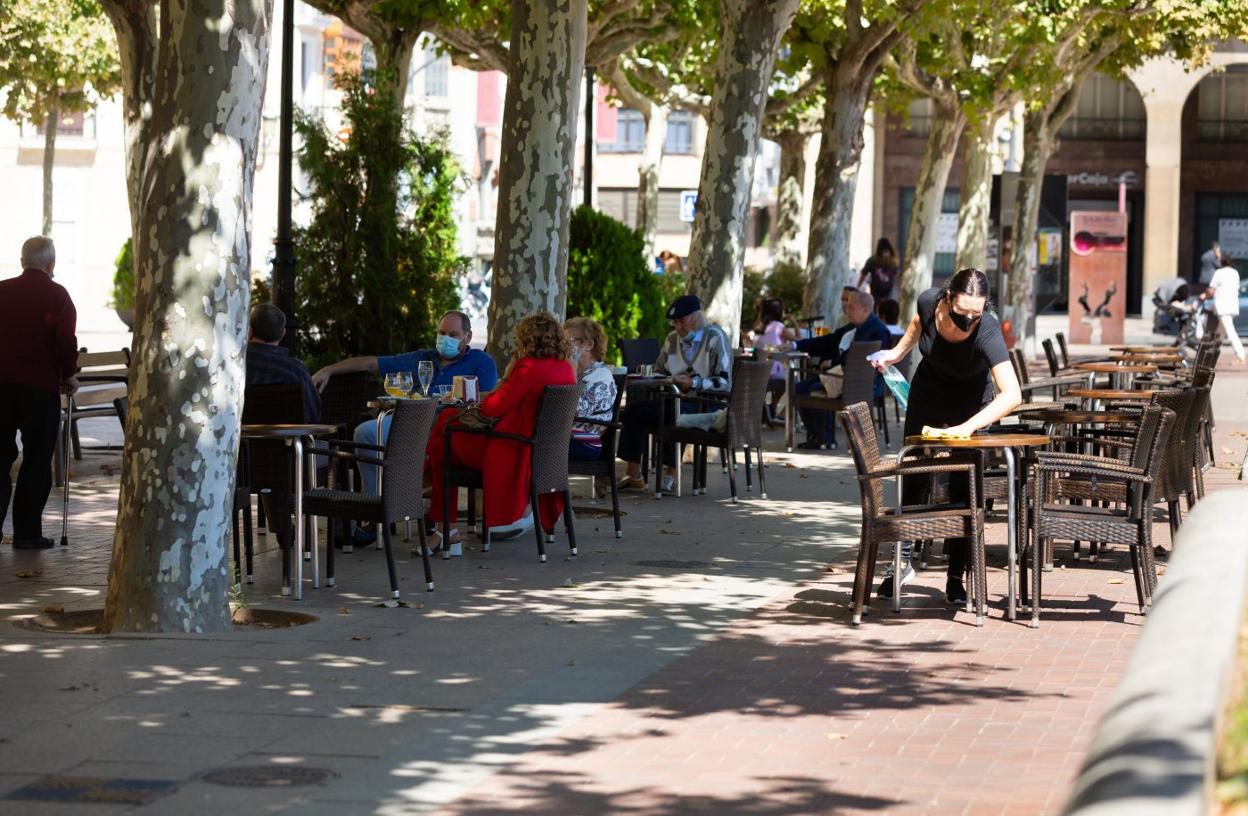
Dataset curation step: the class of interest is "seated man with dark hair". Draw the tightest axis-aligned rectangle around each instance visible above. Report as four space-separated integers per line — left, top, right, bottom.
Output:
793 289 893 450
245 304 320 422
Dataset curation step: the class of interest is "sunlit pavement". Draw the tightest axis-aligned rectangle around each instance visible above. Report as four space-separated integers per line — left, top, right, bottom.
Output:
1 329 1244 815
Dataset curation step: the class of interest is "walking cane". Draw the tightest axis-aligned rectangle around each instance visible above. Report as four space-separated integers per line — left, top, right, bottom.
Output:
60 395 71 546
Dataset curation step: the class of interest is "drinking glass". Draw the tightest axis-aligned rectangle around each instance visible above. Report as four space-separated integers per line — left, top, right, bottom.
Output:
383 373 405 398
398 371 415 397
418 360 434 396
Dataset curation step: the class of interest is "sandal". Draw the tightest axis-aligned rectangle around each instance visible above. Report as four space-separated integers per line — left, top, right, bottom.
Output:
618 476 647 492
425 527 462 558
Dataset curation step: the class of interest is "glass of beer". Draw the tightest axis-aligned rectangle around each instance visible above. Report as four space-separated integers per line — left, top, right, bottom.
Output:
383 373 406 398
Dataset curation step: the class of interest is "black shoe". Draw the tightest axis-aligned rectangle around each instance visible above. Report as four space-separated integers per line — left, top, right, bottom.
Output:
13 536 55 550
945 577 967 605
350 526 377 547
796 439 823 450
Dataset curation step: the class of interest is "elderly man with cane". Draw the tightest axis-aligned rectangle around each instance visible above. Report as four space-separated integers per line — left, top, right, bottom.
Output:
0 237 79 550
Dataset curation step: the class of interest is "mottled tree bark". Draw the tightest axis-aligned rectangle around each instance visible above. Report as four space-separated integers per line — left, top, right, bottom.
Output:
687 0 799 341
486 0 588 366
1007 89 1079 356
41 101 57 237
772 128 807 269
803 66 874 323
99 0 158 249
103 0 273 634
955 117 994 272
898 107 965 320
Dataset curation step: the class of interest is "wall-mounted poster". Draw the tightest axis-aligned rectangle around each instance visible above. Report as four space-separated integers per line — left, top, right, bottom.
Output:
1068 210 1128 345
1219 219 1248 260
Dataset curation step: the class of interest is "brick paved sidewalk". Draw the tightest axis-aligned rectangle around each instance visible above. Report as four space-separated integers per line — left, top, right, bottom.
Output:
436 365 1248 816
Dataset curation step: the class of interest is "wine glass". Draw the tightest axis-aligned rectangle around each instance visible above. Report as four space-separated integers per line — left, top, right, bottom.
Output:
383 373 404 398
417 360 434 397
398 371 415 397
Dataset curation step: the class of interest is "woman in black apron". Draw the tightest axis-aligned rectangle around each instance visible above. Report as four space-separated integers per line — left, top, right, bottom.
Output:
870 269 1022 603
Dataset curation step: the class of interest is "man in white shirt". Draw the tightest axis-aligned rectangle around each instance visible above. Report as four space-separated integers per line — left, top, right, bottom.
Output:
1203 258 1245 363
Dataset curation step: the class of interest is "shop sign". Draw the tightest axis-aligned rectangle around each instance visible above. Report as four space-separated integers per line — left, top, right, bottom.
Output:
1067 170 1138 189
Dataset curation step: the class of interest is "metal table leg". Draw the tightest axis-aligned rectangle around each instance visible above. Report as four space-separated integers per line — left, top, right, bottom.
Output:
292 437 304 601
1004 447 1018 622
785 364 795 452
305 445 319 589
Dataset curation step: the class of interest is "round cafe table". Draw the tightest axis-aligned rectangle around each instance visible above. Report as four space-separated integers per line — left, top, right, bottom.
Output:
1073 361 1157 390
1109 345 1171 353
240 422 337 600
898 431 1050 627
760 349 809 451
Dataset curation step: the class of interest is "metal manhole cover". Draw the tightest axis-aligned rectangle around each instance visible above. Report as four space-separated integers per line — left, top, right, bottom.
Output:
632 559 714 569
200 766 336 788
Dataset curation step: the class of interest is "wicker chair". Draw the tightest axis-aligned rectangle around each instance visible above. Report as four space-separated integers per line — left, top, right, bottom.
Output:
1011 349 1085 400
303 399 438 597
444 384 583 562
791 340 882 449
239 383 308 589
839 402 987 626
1031 404 1176 618
1056 332 1072 368
1041 338 1066 376
654 358 771 502
567 373 627 539
619 338 661 371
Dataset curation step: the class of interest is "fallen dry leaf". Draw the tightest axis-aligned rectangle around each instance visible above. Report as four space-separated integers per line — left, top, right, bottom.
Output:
1107 578 1125 585
16 570 41 579
350 635 371 641
824 565 848 574
825 733 848 741
783 462 797 469
43 604 64 614
338 607 351 615
658 529 680 535
1222 446 1236 455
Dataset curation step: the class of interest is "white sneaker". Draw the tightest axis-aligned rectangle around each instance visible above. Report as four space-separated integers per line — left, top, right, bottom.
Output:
489 508 534 540
425 528 461 557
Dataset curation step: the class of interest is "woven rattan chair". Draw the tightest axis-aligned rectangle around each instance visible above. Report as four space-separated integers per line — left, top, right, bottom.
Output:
1056 332 1072 368
304 398 438 597
1011 349 1084 400
1042 338 1066 376
1031 404 1175 618
239 383 308 588
568 373 626 539
654 357 771 502
839 402 987 626
791 340 882 449
619 338 661 371
444 384 583 562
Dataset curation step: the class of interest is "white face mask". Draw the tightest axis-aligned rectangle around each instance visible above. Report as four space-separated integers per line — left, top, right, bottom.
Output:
571 344 585 364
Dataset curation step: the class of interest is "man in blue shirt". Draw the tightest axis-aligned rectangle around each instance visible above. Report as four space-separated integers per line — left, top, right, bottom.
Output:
246 304 321 422
312 311 498 544
794 289 893 450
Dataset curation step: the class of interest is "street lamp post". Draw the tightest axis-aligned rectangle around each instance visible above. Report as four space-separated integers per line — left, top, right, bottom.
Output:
271 0 298 354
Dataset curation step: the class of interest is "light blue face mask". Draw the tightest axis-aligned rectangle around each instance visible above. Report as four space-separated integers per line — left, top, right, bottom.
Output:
686 329 704 343
436 334 462 359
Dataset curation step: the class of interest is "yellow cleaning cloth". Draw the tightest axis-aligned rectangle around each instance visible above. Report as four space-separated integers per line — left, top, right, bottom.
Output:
921 425 972 440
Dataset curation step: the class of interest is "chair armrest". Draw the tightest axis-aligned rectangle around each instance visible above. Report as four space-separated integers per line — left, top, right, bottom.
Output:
866 461 977 480
314 438 385 453
446 424 533 446
310 447 385 467
1034 452 1147 476
573 416 623 430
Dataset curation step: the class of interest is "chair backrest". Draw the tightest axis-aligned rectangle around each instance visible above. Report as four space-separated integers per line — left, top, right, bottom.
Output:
77 348 131 374
1042 339 1061 376
320 371 376 434
1128 404 1176 478
242 384 308 490
618 337 661 371
530 384 584 494
841 340 882 405
1190 364 1215 389
839 402 885 517
596 373 628 460
381 398 438 521
1056 332 1071 368
1010 349 1031 385
724 357 772 449
1149 388 1193 495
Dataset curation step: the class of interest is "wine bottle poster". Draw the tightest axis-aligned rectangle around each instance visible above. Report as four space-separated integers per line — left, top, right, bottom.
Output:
1067 210 1128 345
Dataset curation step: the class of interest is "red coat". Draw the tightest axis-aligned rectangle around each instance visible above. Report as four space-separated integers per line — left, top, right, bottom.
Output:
429 356 576 531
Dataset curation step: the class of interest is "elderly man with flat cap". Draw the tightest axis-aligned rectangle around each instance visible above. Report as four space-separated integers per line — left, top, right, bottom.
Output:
616 294 732 493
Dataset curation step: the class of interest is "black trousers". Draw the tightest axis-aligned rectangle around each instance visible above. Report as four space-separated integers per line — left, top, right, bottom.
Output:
0 384 61 541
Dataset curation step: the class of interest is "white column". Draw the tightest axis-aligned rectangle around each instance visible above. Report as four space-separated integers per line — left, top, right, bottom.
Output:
1140 98 1183 314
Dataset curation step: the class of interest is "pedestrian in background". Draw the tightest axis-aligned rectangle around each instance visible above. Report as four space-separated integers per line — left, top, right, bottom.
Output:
0 237 78 550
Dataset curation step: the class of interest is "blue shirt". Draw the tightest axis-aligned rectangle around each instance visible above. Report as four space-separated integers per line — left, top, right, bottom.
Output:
377 347 499 391
246 342 321 422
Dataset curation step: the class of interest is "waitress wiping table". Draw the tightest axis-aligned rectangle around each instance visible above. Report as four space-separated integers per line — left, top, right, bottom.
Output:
869 268 1023 604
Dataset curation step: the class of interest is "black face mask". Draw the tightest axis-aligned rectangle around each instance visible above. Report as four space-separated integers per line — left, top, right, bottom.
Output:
947 298 978 331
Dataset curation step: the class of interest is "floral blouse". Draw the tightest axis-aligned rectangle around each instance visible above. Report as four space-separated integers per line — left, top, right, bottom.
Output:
572 361 617 446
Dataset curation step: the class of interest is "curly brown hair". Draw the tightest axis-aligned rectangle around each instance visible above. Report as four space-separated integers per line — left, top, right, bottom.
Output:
513 311 569 360
564 316 608 362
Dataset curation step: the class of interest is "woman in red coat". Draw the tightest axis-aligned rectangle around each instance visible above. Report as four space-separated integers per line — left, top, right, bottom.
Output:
427 312 576 555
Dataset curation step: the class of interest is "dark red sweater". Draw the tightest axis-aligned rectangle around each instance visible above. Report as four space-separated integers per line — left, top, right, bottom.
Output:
0 269 78 394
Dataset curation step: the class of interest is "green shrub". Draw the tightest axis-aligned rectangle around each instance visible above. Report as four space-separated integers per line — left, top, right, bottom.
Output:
292 68 463 371
112 237 134 310
566 206 673 363
739 261 807 331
